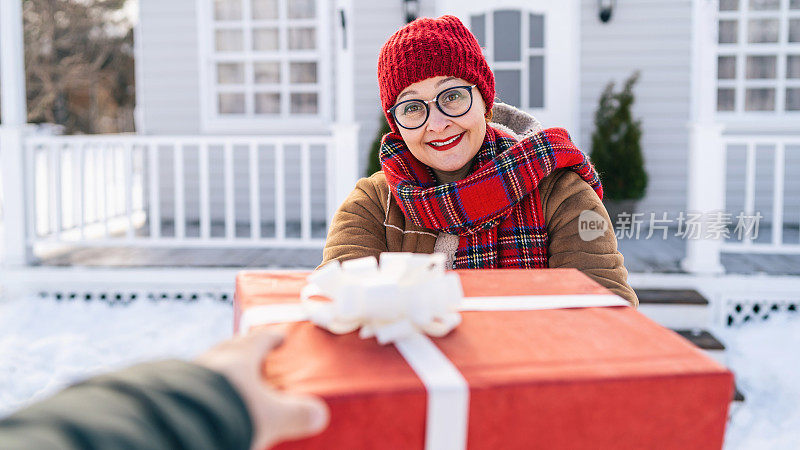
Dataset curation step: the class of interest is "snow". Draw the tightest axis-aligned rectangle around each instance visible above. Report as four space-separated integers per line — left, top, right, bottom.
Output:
0 294 232 417
714 315 800 450
1 293 799 448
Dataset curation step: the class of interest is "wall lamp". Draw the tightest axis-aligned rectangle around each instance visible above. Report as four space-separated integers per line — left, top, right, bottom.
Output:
598 0 615 23
404 0 419 24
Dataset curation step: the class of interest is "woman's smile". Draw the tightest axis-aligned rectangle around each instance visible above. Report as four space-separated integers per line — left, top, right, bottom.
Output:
427 132 465 151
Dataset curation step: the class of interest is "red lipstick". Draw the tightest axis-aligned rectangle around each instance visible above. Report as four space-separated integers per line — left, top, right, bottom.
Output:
426 132 465 151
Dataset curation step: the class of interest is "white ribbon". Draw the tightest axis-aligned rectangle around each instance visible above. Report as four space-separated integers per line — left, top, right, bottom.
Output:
238 253 629 450
300 253 464 345
394 333 468 450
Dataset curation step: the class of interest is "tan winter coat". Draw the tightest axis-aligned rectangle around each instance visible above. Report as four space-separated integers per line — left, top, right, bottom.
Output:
321 103 638 307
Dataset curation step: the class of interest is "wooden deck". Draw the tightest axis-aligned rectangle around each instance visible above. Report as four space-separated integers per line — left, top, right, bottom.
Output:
35 225 800 275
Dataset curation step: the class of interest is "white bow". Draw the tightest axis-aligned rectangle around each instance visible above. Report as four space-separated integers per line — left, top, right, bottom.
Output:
300 253 464 345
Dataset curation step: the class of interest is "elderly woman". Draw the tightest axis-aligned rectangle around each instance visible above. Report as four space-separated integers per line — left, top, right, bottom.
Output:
322 15 637 306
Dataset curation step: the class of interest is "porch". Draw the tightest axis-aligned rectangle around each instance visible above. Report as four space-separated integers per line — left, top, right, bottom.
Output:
4 127 800 333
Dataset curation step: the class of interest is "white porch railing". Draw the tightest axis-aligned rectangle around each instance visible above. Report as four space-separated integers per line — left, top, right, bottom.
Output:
23 133 350 250
720 135 800 255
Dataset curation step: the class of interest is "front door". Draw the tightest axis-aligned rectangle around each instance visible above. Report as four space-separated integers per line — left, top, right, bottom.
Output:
437 0 580 141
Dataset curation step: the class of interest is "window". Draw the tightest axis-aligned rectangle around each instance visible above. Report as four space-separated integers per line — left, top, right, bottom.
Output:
716 0 800 113
200 0 329 130
469 10 545 110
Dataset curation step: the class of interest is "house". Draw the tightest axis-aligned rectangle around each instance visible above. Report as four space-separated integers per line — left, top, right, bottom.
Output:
128 0 799 260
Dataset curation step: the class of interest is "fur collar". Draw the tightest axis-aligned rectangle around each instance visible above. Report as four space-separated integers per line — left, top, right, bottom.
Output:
488 102 544 141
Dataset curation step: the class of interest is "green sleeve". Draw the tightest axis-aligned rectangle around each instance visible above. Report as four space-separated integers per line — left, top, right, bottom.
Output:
0 360 253 450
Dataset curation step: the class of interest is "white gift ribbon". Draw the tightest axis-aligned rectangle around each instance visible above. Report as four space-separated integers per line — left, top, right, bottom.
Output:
394 333 469 450
237 254 629 450
298 253 464 344
238 294 628 334
462 294 627 311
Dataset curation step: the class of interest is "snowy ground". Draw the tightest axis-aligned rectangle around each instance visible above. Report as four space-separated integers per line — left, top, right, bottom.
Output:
0 294 232 417
0 293 798 448
712 315 800 449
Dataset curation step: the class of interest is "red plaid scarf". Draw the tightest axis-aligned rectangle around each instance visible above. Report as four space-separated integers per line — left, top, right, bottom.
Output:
379 126 603 269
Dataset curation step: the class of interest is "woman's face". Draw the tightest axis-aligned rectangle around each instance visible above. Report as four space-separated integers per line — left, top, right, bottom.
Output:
394 76 487 182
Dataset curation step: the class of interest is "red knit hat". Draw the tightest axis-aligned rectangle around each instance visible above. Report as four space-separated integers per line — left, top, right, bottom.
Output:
378 15 495 133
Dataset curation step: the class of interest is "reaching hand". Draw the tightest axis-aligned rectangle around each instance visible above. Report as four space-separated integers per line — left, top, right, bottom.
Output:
195 327 329 450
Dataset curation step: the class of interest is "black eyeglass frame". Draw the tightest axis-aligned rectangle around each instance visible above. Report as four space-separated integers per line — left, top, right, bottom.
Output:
387 84 477 130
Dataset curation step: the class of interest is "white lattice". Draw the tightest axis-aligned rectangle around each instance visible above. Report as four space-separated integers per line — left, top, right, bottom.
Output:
34 288 234 305
723 297 799 326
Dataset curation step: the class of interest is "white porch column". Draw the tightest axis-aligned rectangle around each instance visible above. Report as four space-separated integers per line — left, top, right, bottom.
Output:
1 0 31 267
328 0 360 222
330 124 360 220
681 0 725 275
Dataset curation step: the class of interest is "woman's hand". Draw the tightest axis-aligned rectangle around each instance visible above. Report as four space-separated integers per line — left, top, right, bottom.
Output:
195 327 329 450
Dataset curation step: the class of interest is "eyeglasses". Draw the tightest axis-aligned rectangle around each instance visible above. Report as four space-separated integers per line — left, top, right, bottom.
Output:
387 85 476 130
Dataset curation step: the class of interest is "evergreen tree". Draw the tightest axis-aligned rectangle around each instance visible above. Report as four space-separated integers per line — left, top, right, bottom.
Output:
590 72 647 201
365 115 391 176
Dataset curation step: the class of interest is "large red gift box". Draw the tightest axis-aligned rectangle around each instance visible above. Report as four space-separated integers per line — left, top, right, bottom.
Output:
234 268 733 450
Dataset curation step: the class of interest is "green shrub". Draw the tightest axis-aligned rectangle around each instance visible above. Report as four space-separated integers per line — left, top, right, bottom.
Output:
590 71 647 201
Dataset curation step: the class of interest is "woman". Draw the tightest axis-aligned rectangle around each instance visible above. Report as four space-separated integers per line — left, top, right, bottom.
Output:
322 15 637 306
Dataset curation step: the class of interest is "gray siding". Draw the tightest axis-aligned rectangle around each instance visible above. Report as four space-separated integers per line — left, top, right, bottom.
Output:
580 0 693 219
137 0 202 134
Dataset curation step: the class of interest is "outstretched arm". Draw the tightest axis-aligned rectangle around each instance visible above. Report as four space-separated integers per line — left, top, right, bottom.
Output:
0 329 328 450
